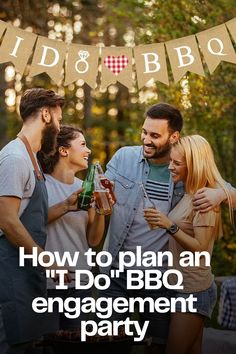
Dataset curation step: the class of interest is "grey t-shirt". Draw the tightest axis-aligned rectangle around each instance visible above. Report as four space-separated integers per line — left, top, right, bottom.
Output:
0 138 36 235
45 174 90 288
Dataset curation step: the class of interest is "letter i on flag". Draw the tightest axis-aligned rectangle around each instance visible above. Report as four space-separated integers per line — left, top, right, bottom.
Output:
29 36 67 84
0 25 37 75
134 43 169 88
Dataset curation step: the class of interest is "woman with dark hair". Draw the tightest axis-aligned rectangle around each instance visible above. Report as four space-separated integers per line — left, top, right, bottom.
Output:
38 125 108 331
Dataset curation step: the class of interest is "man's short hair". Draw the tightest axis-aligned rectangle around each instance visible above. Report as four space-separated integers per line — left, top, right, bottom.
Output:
146 103 183 132
19 88 65 121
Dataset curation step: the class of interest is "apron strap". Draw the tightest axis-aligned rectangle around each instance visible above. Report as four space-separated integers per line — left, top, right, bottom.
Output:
17 133 44 181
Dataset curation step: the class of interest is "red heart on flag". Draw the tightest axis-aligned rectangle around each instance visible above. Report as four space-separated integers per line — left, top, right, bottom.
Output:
104 55 129 76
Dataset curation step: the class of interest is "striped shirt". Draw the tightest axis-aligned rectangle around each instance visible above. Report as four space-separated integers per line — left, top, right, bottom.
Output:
146 179 169 201
146 162 170 202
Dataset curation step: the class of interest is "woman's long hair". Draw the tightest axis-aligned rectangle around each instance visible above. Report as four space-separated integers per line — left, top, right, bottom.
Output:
37 125 83 174
172 135 234 225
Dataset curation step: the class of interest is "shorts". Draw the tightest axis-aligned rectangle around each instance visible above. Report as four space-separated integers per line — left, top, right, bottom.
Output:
173 281 217 319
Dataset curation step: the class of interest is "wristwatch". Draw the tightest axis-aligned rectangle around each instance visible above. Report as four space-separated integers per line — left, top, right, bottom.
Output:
166 223 179 235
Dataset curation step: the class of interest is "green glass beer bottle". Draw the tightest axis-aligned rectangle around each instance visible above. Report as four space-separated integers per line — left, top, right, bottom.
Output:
77 165 95 210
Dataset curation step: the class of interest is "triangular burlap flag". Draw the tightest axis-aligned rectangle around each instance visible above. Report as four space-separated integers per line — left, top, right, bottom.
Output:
165 35 205 82
0 20 7 39
226 17 236 43
101 47 133 89
64 44 99 88
29 36 67 85
0 25 37 75
196 24 236 74
134 43 169 88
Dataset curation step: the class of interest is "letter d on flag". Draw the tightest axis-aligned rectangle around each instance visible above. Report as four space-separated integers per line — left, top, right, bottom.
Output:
29 36 67 84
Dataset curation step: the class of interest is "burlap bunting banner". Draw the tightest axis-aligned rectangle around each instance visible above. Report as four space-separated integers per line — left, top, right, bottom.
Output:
0 18 235 88
196 24 236 74
101 47 133 89
0 25 37 75
134 43 169 88
0 20 7 39
165 35 205 83
64 44 99 88
226 18 236 43
29 36 67 84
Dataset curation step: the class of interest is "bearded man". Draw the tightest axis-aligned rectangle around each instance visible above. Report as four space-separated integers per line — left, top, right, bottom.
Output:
0 88 65 354
100 103 236 354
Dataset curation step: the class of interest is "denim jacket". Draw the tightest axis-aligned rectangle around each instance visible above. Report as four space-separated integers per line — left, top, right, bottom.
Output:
102 146 184 274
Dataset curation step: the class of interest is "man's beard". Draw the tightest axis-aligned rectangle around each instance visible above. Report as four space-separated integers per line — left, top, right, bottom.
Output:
143 140 171 159
40 122 59 156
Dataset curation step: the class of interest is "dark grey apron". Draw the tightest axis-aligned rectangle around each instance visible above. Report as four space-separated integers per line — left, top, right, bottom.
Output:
0 134 49 345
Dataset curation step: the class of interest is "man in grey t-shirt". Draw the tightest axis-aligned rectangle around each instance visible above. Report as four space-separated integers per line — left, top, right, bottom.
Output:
0 88 65 354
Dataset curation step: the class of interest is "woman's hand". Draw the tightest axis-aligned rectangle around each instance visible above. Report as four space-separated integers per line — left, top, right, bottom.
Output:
144 208 173 229
65 187 83 212
48 188 83 223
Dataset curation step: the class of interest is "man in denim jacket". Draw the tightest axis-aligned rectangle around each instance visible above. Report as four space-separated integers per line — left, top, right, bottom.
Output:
100 103 235 354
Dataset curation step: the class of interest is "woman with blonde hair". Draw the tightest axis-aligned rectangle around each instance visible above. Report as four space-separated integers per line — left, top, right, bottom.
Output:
144 135 233 354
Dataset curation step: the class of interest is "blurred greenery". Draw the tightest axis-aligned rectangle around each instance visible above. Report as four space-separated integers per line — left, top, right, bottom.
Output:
0 0 235 275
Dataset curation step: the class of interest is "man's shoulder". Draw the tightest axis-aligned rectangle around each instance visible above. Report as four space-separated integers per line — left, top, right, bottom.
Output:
0 139 28 161
115 145 142 159
0 139 33 182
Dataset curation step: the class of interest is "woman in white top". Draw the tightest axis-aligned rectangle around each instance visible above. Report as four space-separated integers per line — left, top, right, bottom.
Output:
38 125 108 331
144 135 233 354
